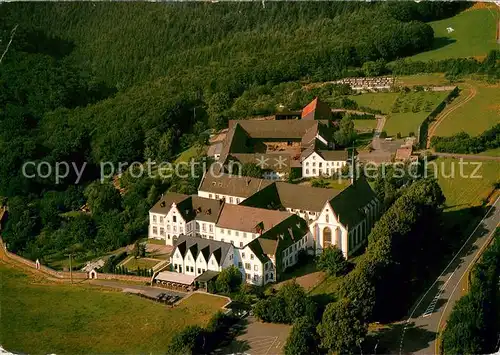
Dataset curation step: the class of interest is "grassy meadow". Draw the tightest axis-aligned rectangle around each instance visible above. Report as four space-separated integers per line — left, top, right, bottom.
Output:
408 7 500 61
431 158 499 211
434 82 500 137
348 92 399 114
0 263 226 354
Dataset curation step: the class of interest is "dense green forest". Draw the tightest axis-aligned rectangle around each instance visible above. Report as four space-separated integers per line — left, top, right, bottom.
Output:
0 2 468 262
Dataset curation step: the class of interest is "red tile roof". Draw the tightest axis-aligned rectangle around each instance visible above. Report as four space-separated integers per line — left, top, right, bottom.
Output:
301 98 318 119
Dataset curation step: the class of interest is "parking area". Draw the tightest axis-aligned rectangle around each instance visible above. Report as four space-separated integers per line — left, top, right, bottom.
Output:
224 316 290 355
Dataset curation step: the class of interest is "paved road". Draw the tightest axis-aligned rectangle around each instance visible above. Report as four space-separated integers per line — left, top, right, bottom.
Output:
399 196 500 354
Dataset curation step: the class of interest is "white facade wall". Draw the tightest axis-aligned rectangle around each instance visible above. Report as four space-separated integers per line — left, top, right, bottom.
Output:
198 190 244 205
302 152 347 178
215 227 259 248
149 206 187 246
280 231 312 272
235 246 263 285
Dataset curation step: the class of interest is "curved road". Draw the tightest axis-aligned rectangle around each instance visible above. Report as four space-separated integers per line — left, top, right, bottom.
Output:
399 196 500 354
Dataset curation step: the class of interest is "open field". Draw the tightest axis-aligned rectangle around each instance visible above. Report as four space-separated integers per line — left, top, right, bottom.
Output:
354 119 377 132
434 82 500 137
478 147 500 157
396 73 449 87
384 91 450 137
175 145 207 163
0 262 225 354
431 158 499 211
408 8 499 62
348 92 399 114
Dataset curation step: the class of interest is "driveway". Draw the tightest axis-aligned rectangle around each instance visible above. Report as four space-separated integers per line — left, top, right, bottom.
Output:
223 316 291 355
399 196 500 354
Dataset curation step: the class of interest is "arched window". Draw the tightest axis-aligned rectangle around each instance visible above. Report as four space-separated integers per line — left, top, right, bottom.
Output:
335 228 342 250
323 227 332 248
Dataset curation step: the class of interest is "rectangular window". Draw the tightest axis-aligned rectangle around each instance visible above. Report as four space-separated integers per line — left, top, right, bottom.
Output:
160 216 164 223
173 226 177 232
173 216 177 223
254 265 258 271
220 229 224 234
245 263 251 270
243 233 247 238
202 223 206 232
215 194 219 199
160 228 165 236
209 225 213 232
242 253 245 259
228 230 231 235
253 274 258 281
238 262 243 268
246 274 251 280
230 197 233 203
235 231 239 236
153 215 157 223
236 198 240 204
153 226 158 235
250 254 254 260
174 264 178 270
197 268 201 274
209 194 212 199
239 242 243 248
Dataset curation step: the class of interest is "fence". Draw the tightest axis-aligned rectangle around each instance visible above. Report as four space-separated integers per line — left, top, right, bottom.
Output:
0 236 150 283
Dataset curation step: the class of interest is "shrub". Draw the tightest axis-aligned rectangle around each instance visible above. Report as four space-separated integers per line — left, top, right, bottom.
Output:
317 246 348 276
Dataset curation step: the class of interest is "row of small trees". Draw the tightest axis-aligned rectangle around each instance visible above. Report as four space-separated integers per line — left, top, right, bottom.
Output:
442 228 500 354
431 123 500 154
280 178 445 354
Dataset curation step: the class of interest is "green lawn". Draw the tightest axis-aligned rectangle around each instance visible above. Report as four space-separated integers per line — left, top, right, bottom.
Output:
434 82 500 137
431 158 499 211
123 257 160 270
408 8 499 61
477 147 500 157
175 145 207 163
0 263 225 354
354 119 377 132
348 92 399 114
396 73 449 87
309 273 341 296
384 91 450 137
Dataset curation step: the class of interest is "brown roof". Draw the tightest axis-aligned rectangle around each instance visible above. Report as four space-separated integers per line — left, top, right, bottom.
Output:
395 147 413 161
150 192 190 214
275 182 343 212
301 98 332 120
198 173 273 198
217 204 292 233
149 193 223 223
231 120 319 140
318 150 348 161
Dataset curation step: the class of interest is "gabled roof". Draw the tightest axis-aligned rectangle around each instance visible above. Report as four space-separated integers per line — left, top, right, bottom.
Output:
217 204 292 234
302 149 349 161
173 235 232 265
247 214 309 263
275 182 343 213
198 174 273 198
328 176 378 228
231 120 319 140
150 192 189 214
150 193 223 223
301 98 332 120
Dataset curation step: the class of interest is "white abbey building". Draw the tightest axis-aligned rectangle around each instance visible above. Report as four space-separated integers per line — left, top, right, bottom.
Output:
149 173 380 285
